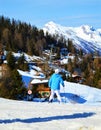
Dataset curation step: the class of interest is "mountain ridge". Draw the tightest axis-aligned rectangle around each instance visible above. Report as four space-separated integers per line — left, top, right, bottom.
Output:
43 21 101 54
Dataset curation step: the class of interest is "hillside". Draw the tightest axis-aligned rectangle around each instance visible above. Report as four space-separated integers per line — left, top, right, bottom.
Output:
1 44 101 130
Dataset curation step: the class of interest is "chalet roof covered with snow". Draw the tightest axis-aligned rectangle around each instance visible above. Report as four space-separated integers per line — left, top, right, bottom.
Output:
31 79 48 84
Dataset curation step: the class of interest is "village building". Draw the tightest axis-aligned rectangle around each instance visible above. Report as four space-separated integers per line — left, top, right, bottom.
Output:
28 78 50 98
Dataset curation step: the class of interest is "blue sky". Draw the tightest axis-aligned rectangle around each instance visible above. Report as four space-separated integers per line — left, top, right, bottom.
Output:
0 0 101 29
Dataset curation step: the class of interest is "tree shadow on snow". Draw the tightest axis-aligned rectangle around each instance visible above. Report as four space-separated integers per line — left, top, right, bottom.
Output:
0 112 95 124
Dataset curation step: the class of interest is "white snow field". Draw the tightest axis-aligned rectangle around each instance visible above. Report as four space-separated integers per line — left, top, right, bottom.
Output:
0 81 101 130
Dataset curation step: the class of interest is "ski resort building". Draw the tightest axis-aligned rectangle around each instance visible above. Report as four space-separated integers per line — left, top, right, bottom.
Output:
29 79 50 98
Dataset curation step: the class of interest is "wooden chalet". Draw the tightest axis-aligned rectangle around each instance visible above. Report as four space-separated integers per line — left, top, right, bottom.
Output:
29 79 50 98
72 74 83 83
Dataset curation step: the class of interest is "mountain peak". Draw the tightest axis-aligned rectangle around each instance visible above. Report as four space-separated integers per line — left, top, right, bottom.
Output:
80 25 95 32
46 21 56 25
44 21 61 29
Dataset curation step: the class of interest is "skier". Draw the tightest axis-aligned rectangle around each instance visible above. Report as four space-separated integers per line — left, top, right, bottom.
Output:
48 68 64 103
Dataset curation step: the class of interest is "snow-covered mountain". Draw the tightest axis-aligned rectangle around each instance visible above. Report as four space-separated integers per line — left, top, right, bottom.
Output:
43 21 101 54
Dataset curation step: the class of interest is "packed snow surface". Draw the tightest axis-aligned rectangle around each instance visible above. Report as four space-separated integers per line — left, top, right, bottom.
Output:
0 81 101 130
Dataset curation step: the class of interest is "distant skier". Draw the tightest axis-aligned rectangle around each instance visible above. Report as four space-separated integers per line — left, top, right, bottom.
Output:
48 69 64 103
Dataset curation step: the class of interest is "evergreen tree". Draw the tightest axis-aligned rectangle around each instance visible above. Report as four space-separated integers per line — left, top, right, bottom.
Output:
17 54 29 71
93 67 101 88
10 69 26 99
67 39 75 53
6 51 16 70
0 69 26 99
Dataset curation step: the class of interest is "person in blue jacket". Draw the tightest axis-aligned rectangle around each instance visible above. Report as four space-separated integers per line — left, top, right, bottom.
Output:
48 68 64 103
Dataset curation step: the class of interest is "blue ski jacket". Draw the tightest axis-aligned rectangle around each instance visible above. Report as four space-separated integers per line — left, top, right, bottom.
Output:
48 73 64 90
